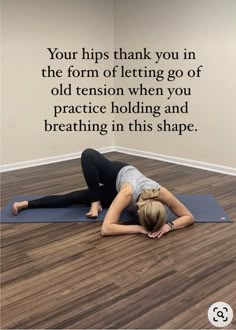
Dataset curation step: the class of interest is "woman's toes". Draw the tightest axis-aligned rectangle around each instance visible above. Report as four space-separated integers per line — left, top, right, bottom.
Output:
12 201 28 215
86 213 97 218
12 203 19 215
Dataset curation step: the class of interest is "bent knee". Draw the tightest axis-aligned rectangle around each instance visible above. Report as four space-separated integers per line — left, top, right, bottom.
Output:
81 148 95 160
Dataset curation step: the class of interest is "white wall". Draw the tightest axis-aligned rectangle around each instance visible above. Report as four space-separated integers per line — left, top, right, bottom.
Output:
1 0 236 170
1 0 115 165
114 0 236 168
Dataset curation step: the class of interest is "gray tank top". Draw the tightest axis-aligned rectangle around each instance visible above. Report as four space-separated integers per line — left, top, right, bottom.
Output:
116 165 161 212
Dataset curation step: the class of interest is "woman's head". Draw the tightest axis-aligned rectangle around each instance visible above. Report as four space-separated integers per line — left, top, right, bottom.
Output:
137 189 166 232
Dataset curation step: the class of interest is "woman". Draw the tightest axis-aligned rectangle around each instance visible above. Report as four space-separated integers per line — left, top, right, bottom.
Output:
12 148 194 238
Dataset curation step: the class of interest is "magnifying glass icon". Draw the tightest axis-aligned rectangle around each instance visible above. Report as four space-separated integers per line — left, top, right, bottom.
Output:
208 302 233 327
217 311 224 318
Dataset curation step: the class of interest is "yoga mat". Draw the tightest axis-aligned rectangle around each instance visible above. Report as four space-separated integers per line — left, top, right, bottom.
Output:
0 194 232 223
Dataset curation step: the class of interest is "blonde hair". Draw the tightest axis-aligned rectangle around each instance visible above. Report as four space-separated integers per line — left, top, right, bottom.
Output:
137 189 166 232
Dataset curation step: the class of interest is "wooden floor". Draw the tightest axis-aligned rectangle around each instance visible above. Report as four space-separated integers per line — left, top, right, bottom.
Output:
1 152 236 329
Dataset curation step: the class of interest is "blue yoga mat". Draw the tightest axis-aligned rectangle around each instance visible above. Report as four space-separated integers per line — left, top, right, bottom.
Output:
0 194 232 223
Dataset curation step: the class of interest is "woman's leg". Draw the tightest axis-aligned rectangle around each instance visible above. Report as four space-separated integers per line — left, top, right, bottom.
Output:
28 189 91 208
12 189 91 215
81 148 127 200
81 148 127 216
13 148 128 217
12 185 117 215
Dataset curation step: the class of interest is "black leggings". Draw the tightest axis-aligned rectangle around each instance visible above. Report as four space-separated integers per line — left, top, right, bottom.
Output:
28 148 128 209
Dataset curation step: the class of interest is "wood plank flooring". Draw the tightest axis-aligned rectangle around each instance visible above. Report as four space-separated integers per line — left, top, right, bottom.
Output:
1 152 236 329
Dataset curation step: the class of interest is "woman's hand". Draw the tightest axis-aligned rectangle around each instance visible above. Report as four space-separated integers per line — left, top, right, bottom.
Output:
148 223 171 239
139 226 151 235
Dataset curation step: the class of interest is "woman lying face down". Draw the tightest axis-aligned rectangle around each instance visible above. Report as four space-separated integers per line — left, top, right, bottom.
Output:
12 148 194 238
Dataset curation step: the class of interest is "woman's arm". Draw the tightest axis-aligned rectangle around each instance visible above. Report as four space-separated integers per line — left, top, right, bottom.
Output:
160 187 195 228
148 187 194 238
101 185 149 236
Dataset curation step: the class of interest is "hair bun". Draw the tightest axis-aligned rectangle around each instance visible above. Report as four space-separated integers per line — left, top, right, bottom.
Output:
139 189 160 202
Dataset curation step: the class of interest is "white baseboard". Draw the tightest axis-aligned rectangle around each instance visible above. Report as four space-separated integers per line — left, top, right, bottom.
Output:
0 146 115 173
114 146 236 176
1 145 235 176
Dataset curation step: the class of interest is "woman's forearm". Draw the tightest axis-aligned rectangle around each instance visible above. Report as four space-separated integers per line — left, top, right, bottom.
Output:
171 214 194 230
101 224 144 236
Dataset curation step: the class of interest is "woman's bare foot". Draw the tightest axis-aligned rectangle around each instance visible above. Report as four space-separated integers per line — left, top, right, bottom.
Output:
86 201 103 218
12 201 28 215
